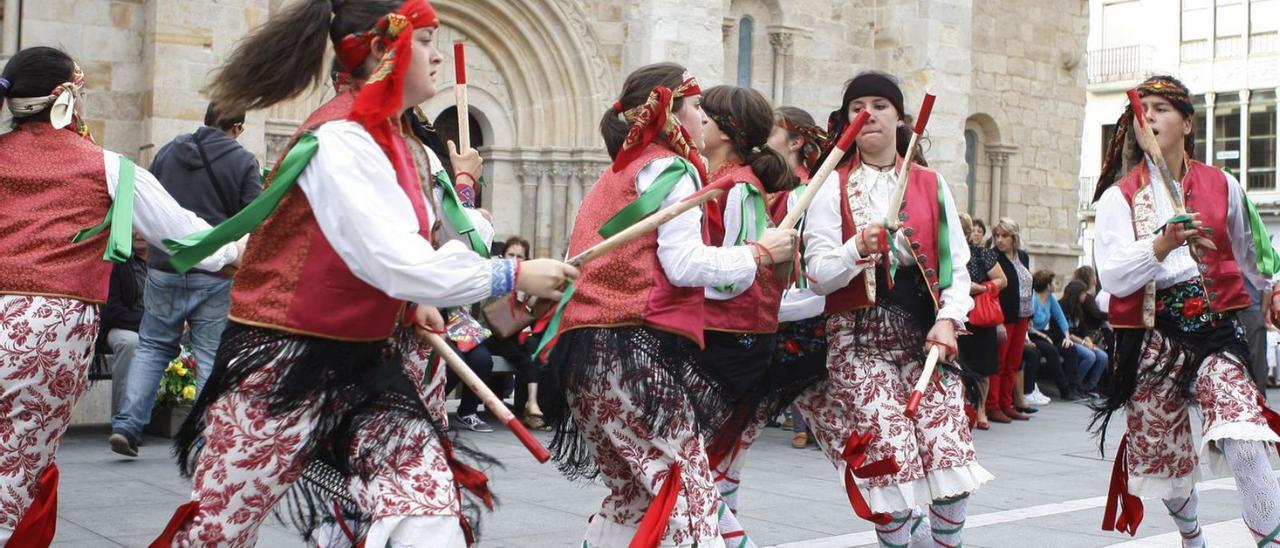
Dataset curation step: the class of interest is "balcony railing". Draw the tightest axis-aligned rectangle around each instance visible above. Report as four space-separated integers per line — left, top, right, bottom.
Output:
1087 45 1154 85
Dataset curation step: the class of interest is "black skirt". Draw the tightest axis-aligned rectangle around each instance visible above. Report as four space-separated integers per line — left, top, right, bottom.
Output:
958 324 999 376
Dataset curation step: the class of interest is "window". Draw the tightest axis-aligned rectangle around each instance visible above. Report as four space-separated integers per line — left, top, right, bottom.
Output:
1192 94 1208 161
1216 0 1245 57
1248 90 1277 190
964 129 977 214
1182 0 1212 60
1101 0 1140 48
1252 0 1279 53
736 16 753 88
1213 97 1242 176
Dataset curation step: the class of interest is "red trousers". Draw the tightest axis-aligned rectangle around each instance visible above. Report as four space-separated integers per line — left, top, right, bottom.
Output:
987 318 1028 410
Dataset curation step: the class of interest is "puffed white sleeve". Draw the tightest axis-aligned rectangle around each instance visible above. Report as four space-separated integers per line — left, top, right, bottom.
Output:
802 170 868 295
297 121 515 307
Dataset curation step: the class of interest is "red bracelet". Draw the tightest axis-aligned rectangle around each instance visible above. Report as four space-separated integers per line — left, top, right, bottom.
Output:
455 171 477 185
926 338 957 356
749 241 775 266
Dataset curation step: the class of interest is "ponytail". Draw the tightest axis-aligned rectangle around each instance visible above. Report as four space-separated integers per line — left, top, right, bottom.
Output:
205 0 402 114
703 85 797 192
745 145 798 193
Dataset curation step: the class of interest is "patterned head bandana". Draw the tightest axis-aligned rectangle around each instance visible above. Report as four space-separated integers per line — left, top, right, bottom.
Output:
1094 75 1194 201
778 116 829 173
6 63 93 141
611 73 709 185
335 0 438 134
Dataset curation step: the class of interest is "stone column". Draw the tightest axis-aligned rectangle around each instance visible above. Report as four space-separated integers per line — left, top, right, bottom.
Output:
986 145 1015 222
535 163 553 258
1204 92 1217 164
767 30 794 104
1275 87 1280 191
1239 89 1250 183
1 0 18 56
551 162 570 259
520 161 539 241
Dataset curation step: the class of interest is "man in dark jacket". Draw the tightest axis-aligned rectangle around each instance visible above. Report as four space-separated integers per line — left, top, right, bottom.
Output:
101 238 149 415
109 105 261 457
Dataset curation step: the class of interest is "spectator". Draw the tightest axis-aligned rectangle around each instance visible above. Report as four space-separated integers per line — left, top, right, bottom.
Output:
1028 270 1085 401
482 236 550 431
445 339 498 432
989 218 1035 421
108 104 262 457
1061 279 1107 397
957 214 1007 430
1071 266 1111 348
100 238 148 415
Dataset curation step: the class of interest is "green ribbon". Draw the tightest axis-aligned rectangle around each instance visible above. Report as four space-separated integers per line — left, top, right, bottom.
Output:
937 179 953 290
598 158 694 239
714 182 767 294
533 281 576 360
435 168 489 257
72 155 137 263
162 133 320 273
1244 192 1280 277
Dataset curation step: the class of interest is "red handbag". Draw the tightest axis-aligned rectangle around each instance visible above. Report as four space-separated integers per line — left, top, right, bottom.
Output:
969 280 1005 327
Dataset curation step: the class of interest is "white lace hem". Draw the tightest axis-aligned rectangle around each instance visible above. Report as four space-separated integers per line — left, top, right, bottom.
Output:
584 514 727 548
1200 421 1280 476
863 462 995 514
1128 472 1200 500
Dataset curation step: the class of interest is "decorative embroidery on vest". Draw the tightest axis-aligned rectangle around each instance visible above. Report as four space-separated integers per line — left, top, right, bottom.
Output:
1130 183 1159 328
845 168 878 303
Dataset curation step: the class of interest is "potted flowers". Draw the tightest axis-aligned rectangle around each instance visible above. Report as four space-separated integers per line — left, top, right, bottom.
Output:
146 349 197 438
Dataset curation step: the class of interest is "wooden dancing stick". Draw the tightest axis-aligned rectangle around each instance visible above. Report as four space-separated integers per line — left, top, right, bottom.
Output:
1125 89 1215 250
886 93 936 230
453 42 470 151
904 345 940 419
566 174 738 267
423 332 551 463
777 110 870 231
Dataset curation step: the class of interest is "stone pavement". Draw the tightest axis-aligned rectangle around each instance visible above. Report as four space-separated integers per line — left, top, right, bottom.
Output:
51 389 1278 547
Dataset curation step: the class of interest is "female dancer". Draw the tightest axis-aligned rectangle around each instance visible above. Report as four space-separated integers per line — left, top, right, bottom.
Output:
148 1 576 546
798 71 987 548
545 63 796 547
0 46 241 544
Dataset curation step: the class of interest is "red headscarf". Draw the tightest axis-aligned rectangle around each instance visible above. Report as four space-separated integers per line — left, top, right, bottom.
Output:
611 74 708 185
334 0 438 143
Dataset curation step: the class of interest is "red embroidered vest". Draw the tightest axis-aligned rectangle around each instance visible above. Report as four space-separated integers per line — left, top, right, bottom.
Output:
229 93 434 341
559 144 708 345
1109 161 1249 328
824 159 946 315
0 124 114 303
703 164 784 334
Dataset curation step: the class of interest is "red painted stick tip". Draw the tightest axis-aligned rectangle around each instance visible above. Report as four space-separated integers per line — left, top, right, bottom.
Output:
904 391 923 419
683 173 737 202
1126 89 1146 128
506 417 551 463
837 110 871 151
453 42 467 85
913 93 936 134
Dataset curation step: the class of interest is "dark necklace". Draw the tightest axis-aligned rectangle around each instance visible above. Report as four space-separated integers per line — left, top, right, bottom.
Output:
863 159 896 171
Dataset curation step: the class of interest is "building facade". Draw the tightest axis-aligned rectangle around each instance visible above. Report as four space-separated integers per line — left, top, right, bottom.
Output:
1 0 1089 275
1080 0 1280 261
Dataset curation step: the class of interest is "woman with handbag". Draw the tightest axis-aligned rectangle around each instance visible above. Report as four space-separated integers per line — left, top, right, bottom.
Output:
989 218 1037 421
957 213 1007 430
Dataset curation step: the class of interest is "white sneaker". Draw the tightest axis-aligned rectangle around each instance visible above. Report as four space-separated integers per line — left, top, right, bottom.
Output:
456 413 494 433
1028 388 1051 406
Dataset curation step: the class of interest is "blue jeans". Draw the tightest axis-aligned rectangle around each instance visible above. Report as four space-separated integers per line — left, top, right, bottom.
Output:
110 270 231 439
1069 344 1108 391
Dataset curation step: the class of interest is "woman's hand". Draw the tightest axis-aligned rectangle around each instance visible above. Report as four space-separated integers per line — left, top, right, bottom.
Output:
1061 337 1074 350
1153 212 1201 262
854 222 887 256
449 140 483 187
516 259 580 301
753 228 798 266
925 319 958 363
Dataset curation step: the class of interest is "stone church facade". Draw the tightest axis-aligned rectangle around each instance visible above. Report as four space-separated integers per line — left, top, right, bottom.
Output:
1 0 1090 275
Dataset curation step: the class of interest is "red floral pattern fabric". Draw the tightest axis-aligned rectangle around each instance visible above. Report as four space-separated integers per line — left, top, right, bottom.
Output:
0 295 97 537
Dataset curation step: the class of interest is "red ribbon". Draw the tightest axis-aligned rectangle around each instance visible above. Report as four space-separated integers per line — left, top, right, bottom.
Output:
149 500 200 548
630 463 682 548
840 430 900 525
11 463 59 548
1101 433 1144 536
611 78 707 186
442 438 494 512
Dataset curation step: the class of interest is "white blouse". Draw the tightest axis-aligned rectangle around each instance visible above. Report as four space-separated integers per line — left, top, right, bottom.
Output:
634 157 760 290
295 121 511 308
803 164 973 325
103 151 239 272
779 190 826 322
1094 159 1269 297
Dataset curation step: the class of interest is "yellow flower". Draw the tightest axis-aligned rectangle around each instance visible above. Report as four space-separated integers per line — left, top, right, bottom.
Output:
174 365 188 377
181 386 196 401
165 362 177 373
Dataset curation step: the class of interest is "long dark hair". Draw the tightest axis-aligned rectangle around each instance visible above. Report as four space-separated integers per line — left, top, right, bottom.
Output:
1060 280 1088 324
814 71 927 172
205 0 402 114
702 85 798 193
599 62 689 160
1 46 76 128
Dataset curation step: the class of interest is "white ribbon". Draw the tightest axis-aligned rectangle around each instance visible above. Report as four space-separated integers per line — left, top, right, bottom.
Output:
5 82 79 129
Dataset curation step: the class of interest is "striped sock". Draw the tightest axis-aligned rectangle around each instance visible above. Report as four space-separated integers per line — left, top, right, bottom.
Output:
875 510 915 548
908 507 933 546
1222 439 1280 547
930 494 969 548
1162 491 1205 547
717 500 757 548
